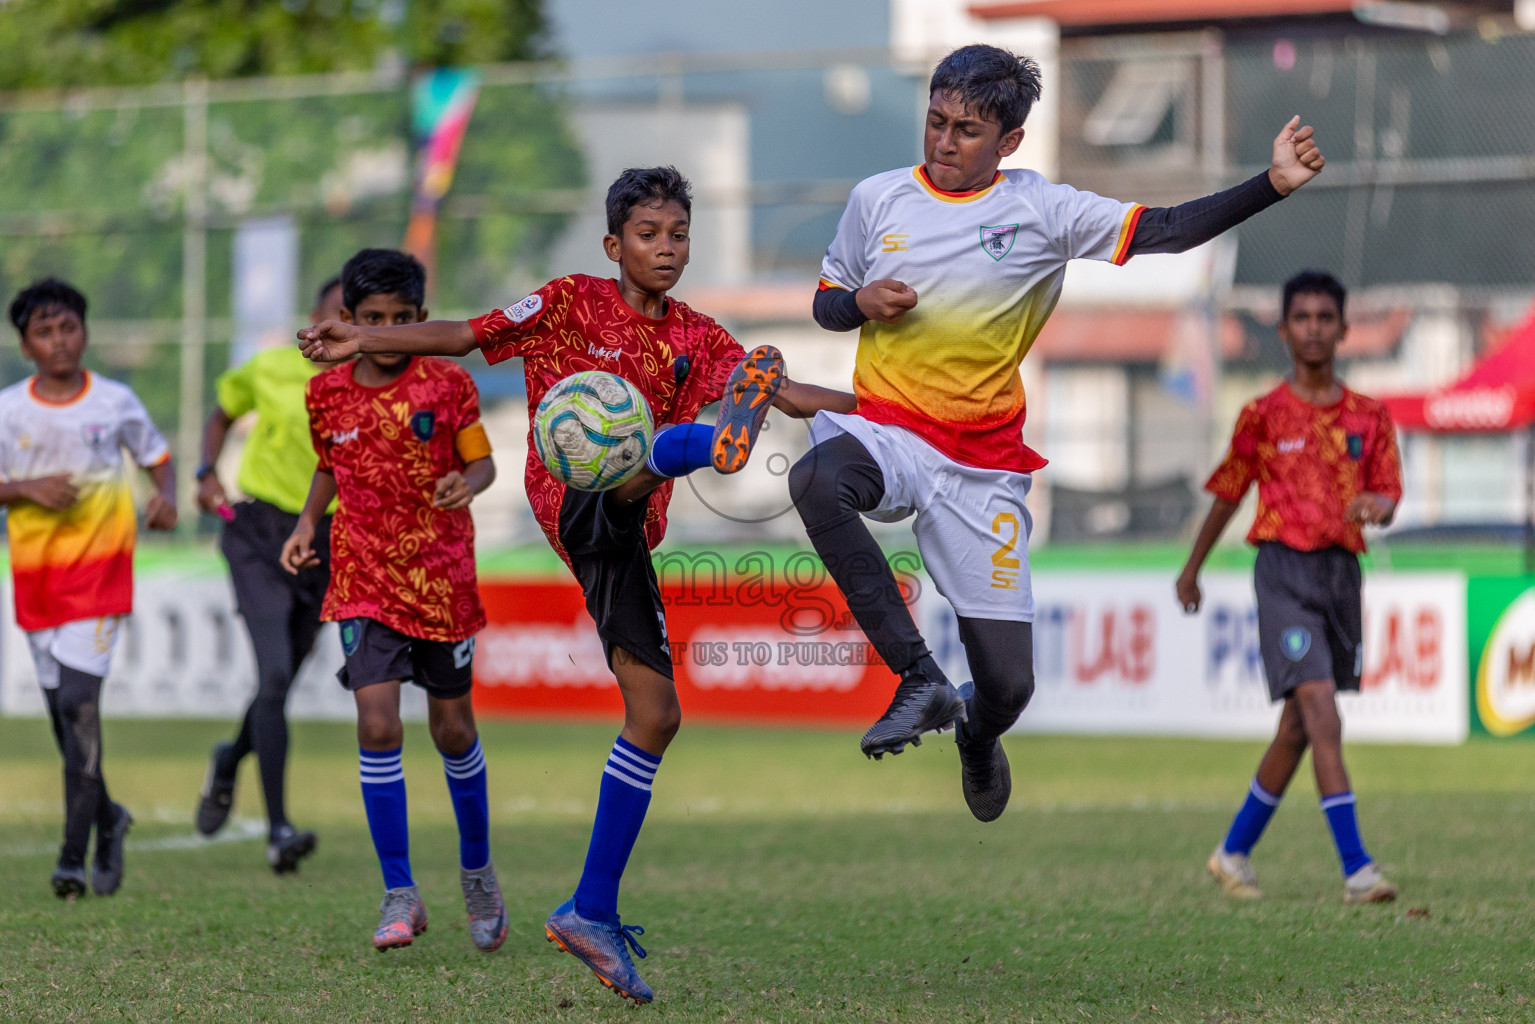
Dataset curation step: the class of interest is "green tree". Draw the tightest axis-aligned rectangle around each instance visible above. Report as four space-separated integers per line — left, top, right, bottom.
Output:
0 0 583 433
0 0 548 89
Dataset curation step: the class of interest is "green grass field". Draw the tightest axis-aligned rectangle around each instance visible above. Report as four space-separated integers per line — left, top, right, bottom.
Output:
2 718 1532 1023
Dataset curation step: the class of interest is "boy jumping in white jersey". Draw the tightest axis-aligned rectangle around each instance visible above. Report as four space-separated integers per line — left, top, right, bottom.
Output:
794 44 1327 821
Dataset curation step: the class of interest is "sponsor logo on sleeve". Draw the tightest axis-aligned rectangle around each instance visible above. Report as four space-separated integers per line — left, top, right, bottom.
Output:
505 293 543 323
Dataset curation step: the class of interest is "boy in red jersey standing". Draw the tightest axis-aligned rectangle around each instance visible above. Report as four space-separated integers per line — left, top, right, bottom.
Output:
1178 270 1401 906
299 167 853 1003
280 249 508 953
0 278 178 899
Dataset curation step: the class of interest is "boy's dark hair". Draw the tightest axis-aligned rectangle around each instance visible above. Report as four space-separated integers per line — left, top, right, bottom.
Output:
929 44 1043 133
315 275 342 307
9 277 88 336
340 249 426 313
1282 270 1347 320
605 166 692 236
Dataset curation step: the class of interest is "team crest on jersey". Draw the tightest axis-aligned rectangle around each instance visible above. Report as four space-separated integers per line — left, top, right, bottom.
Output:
505 293 542 323
979 224 1019 261
410 410 435 442
81 423 110 450
1346 433 1364 460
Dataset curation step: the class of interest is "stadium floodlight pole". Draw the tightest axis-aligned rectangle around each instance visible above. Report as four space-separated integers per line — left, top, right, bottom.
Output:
178 76 209 533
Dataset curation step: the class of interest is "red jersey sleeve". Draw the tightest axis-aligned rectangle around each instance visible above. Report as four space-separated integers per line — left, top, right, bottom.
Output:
468 277 571 365
1205 402 1261 502
306 376 333 472
1366 402 1403 502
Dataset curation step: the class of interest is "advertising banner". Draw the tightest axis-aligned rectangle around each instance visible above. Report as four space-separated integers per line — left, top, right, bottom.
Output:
0 562 1469 744
1468 576 1535 738
919 570 1467 744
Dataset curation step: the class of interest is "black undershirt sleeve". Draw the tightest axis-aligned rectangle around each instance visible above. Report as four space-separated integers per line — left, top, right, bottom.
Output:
813 285 868 332
1126 172 1284 258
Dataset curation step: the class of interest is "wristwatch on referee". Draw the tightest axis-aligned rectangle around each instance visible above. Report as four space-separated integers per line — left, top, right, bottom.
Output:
195 463 218 482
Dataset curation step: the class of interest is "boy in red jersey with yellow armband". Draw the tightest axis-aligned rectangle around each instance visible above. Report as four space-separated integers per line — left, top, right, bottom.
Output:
299 168 854 1004
281 249 507 954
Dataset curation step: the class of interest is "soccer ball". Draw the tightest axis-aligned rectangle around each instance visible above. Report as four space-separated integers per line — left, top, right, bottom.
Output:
532 371 654 491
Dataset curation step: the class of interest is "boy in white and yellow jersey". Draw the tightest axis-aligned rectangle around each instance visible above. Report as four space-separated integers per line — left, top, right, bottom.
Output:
0 278 177 898
793 44 1328 821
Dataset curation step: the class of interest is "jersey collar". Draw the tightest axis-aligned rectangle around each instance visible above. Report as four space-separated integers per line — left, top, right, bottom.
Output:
28 370 92 407
912 164 1003 204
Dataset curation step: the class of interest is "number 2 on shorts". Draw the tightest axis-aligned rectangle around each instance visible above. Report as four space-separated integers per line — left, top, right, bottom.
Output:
990 511 1021 590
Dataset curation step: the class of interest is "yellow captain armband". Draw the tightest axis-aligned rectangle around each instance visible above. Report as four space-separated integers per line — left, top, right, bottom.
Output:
454 421 493 462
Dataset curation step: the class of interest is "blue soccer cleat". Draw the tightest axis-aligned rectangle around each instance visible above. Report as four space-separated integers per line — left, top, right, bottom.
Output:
544 897 653 1005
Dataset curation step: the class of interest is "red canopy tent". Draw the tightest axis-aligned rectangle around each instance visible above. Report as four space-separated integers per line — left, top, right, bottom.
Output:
1382 308 1535 570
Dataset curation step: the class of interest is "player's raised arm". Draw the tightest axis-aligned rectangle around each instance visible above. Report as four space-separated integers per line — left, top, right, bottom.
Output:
298 318 477 362
1120 117 1326 261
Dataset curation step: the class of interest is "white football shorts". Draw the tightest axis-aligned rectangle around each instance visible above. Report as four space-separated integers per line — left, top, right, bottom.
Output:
27 616 124 689
808 411 1034 622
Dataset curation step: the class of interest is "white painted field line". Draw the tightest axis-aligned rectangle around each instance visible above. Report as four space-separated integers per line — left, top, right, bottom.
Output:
0 817 265 858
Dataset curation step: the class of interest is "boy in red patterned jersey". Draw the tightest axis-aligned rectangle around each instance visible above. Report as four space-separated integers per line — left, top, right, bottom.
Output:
299 167 853 1004
280 249 509 954
1177 270 1402 907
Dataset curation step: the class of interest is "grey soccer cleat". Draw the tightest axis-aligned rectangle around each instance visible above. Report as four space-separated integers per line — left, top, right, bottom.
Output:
861 660 968 760
1343 862 1398 905
953 682 1011 822
460 862 509 952
1207 845 1261 899
373 885 428 951
91 803 133 896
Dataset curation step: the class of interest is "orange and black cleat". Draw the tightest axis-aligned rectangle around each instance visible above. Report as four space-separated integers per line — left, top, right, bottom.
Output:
710 345 785 474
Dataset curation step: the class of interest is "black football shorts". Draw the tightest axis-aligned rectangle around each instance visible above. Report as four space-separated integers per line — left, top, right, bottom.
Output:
1254 542 1363 701
557 487 674 680
336 617 476 700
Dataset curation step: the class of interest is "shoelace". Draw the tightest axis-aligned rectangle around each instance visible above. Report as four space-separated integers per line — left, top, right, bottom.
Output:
878 676 935 721
607 922 647 961
463 873 502 919
379 890 418 927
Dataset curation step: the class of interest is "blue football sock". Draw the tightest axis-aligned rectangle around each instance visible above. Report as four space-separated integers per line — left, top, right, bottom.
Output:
441 738 490 871
645 423 714 478
1321 791 1372 875
1222 778 1281 856
573 736 662 924
359 747 413 890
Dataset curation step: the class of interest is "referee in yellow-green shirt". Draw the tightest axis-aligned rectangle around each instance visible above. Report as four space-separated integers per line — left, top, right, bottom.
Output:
193 277 342 874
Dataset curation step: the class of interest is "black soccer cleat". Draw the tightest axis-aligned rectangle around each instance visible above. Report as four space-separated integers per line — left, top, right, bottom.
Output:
860 659 968 760
196 742 238 837
953 682 1012 822
267 824 318 875
52 863 88 900
91 803 133 896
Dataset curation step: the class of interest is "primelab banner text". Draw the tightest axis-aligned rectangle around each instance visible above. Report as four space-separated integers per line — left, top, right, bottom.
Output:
0 564 1470 743
1468 576 1535 738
